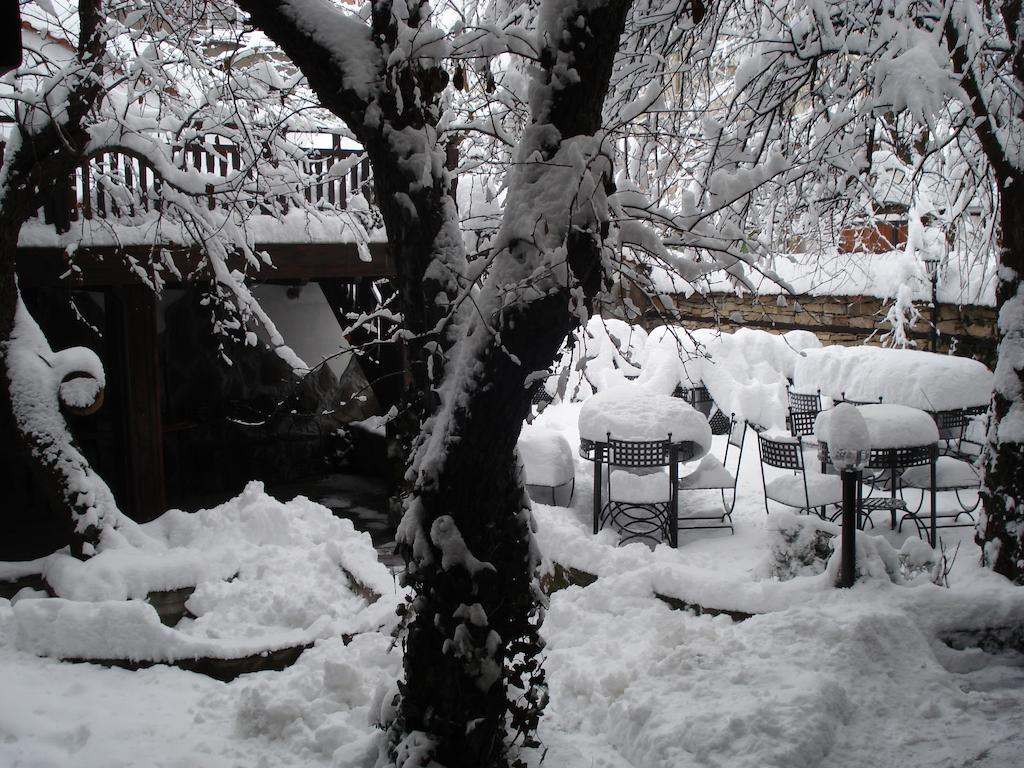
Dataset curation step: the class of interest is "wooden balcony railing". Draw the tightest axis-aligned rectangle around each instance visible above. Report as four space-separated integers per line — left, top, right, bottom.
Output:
15 141 372 234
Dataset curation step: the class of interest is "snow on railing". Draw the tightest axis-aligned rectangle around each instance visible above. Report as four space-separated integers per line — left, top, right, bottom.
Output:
9 141 371 234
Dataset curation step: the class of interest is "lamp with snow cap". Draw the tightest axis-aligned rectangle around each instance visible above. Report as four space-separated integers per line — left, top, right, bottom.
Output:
828 404 871 588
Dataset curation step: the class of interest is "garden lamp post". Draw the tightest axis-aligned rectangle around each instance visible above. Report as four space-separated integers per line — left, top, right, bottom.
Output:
828 405 872 588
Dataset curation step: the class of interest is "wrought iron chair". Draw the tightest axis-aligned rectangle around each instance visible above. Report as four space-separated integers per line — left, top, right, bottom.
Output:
786 386 822 413
897 456 981 536
757 431 844 518
597 436 683 547
677 411 746 533
519 427 575 506
835 392 883 406
787 408 819 439
931 406 987 460
673 383 714 417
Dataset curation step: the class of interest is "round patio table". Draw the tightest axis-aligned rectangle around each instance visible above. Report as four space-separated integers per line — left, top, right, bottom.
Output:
816 404 940 544
793 346 992 412
578 388 712 548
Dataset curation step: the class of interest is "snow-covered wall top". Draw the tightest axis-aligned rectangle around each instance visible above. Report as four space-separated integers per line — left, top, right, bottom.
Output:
652 248 996 307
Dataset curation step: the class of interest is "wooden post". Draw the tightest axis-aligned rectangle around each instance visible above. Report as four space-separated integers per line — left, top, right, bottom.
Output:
107 286 166 522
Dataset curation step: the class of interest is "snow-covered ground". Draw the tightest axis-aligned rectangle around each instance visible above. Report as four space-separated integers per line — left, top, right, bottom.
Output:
3 399 1024 767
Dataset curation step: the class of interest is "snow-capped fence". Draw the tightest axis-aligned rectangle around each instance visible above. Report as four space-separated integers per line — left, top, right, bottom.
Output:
14 141 372 234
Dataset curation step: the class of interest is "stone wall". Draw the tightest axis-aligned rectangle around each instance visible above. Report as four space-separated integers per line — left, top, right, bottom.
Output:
632 290 998 366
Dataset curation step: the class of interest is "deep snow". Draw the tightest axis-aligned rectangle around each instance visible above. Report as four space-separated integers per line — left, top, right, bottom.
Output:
1 329 1022 768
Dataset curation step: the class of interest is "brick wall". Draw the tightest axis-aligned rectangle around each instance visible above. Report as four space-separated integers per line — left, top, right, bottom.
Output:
631 291 998 367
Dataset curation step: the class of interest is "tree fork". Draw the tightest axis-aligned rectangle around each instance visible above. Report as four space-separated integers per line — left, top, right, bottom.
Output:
393 2 635 765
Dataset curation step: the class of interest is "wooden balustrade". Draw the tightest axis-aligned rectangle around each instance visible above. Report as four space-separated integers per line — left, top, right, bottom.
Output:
19 142 371 233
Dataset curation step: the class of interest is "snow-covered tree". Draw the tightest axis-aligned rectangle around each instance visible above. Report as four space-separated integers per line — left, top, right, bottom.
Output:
230 1 729 765
941 1 1024 583
1 0 367 556
672 0 1023 582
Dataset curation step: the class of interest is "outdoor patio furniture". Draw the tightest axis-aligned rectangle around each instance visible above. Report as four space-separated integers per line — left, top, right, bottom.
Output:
579 388 712 548
816 404 941 543
787 408 819 439
757 431 844 518
518 426 575 506
530 380 555 408
707 406 733 435
897 456 981 536
582 436 693 547
835 393 884 406
673 384 715 417
792 345 993 413
787 386 821 413
931 405 987 459
677 412 746 533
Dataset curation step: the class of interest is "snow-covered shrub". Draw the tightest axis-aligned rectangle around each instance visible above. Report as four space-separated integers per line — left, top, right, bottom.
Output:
547 316 647 401
761 513 922 587
758 513 837 581
898 537 956 587
635 325 717 395
820 528 909 586
13 482 402 662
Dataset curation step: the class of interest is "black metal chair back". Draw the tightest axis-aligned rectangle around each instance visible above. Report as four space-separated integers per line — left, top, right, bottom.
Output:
674 384 714 417
708 407 732 436
931 407 986 451
787 408 818 438
836 392 883 406
787 387 821 412
727 416 746 451
757 432 805 471
605 437 674 467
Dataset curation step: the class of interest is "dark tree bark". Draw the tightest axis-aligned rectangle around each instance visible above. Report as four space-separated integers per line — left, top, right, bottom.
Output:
981 183 1024 582
945 9 1024 583
1 0 109 557
236 1 634 764
390 3 634 766
235 0 459 391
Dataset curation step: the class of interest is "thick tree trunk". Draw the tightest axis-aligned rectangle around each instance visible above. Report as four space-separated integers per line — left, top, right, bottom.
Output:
237 1 634 763
944 8 1024 583
395 287 602 766
235 0 463 523
977 183 1024 582
0 223 105 556
1 0 111 556
390 3 633 766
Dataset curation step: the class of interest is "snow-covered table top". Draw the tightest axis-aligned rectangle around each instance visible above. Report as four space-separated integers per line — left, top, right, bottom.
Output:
793 346 993 411
578 386 713 457
815 404 940 450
